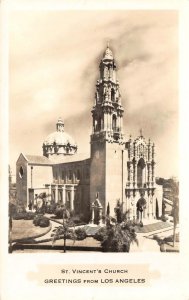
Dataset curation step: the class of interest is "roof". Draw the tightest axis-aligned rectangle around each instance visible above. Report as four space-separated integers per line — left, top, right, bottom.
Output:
25 155 53 165
53 153 90 165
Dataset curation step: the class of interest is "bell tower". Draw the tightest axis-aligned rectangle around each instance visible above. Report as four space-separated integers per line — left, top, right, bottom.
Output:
90 45 126 219
91 45 124 141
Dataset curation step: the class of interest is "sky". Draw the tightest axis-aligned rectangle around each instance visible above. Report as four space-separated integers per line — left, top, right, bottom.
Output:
9 10 178 179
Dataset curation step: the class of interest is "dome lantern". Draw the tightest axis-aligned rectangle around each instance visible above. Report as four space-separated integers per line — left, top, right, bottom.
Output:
43 118 77 160
56 117 64 132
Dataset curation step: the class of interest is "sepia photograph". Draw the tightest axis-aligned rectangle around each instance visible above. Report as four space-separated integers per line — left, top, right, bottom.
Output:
8 9 179 254
2 1 189 300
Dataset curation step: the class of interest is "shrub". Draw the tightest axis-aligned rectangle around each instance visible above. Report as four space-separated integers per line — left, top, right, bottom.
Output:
75 227 87 240
160 243 166 252
48 203 58 214
38 217 50 228
33 214 46 226
24 212 36 220
94 226 107 241
51 226 76 241
13 211 36 220
17 206 26 213
101 223 138 252
161 215 168 222
54 206 70 219
9 203 17 216
153 234 159 241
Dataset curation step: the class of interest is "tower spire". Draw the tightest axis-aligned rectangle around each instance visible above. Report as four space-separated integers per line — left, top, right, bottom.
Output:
91 45 124 141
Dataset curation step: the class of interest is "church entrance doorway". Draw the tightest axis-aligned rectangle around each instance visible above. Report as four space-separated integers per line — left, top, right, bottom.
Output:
136 196 146 221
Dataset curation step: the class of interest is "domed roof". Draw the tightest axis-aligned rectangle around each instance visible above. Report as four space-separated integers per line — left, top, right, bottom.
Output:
43 131 77 146
43 118 77 147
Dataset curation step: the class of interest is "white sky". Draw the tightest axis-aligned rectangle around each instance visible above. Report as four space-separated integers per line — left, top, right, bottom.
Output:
9 10 178 179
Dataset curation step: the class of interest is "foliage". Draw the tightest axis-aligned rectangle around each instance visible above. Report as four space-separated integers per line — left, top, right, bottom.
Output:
54 205 70 219
106 202 110 216
23 212 36 220
51 205 75 252
100 223 138 252
33 214 43 226
9 203 17 216
94 226 107 241
13 211 36 220
45 202 57 214
33 215 50 227
38 217 50 227
114 200 122 223
75 227 87 240
94 220 138 252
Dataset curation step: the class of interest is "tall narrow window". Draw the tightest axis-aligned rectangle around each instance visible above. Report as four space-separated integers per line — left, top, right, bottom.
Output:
137 158 145 188
111 88 115 101
112 115 117 131
19 166 24 178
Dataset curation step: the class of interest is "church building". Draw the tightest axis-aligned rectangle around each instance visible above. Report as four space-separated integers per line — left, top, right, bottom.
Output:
16 45 163 223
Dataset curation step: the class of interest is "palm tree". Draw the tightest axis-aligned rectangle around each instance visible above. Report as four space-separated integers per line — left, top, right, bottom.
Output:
101 222 138 252
52 206 76 253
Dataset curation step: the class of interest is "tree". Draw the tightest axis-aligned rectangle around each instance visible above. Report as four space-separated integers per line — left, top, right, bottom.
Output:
100 222 138 252
51 206 76 253
173 196 179 247
106 202 110 216
169 178 179 247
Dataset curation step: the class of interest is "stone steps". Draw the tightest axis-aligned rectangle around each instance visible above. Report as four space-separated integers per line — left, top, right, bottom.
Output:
135 221 172 233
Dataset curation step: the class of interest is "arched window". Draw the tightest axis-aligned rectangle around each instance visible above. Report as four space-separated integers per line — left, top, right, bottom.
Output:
19 166 24 178
137 158 146 188
68 170 72 181
112 115 117 131
111 88 115 102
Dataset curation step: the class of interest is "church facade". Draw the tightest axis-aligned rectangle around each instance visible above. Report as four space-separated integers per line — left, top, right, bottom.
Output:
16 45 162 223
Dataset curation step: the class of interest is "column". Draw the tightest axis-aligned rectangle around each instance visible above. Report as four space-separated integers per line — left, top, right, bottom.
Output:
110 114 112 131
99 206 103 225
120 115 123 131
108 113 111 130
62 186 66 205
133 162 137 186
106 112 108 130
55 185 58 203
91 204 95 224
132 198 136 220
104 113 106 130
70 186 74 211
147 192 150 219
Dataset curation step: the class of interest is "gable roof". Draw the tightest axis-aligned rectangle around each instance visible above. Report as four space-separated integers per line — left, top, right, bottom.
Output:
25 155 53 165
